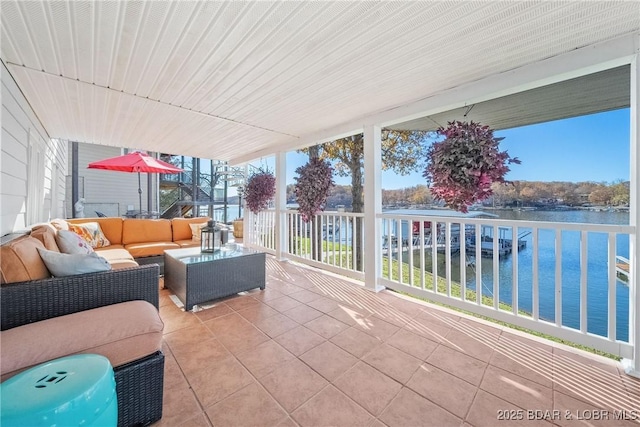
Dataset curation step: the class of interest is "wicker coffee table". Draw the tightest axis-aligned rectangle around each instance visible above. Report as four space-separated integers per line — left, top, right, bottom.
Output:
164 246 266 311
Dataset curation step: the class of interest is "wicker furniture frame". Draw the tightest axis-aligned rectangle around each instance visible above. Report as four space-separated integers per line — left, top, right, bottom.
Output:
0 264 164 427
164 247 266 311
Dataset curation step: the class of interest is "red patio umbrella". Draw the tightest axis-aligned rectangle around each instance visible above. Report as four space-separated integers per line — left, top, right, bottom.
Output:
88 151 183 214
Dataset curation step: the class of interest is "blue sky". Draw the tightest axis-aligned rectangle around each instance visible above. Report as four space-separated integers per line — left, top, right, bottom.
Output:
251 108 630 190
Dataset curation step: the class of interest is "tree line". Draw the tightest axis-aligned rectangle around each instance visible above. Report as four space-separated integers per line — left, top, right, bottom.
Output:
287 180 630 209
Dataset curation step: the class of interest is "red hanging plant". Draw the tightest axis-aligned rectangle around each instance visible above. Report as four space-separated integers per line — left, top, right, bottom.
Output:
294 157 335 222
423 121 520 213
244 170 276 214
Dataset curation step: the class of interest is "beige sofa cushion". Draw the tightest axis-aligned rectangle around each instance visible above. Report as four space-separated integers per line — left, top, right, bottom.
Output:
1 300 164 381
0 236 51 284
124 242 180 258
94 247 139 270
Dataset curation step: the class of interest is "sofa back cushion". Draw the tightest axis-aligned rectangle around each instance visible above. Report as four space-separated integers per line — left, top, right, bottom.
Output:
0 236 51 284
122 219 172 245
30 224 61 252
171 217 210 242
67 217 124 245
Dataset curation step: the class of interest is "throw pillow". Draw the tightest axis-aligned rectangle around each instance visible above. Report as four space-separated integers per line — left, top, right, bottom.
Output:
37 248 111 277
50 218 69 231
68 222 111 248
56 230 95 255
189 223 208 241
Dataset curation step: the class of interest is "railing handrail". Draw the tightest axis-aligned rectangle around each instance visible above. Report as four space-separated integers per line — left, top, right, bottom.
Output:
284 209 365 218
378 212 634 234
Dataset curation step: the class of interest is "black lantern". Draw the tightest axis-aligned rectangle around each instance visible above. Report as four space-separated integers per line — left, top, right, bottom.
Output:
200 220 221 253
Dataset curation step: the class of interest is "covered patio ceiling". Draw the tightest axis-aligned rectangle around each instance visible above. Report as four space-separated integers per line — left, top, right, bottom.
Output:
1 1 638 164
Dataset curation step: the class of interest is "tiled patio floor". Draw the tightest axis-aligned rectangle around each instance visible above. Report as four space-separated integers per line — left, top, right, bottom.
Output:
155 256 640 426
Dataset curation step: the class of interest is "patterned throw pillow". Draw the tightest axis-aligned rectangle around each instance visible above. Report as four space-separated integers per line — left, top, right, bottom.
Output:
189 223 208 241
68 222 111 248
56 230 95 255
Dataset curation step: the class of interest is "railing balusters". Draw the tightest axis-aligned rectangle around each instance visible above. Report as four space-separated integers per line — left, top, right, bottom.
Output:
532 227 540 321
445 222 452 297
493 225 499 309
608 232 617 341
408 220 414 287
512 225 518 315
460 223 466 301
432 221 438 294
420 220 426 290
475 223 482 305
555 229 562 327
580 230 588 333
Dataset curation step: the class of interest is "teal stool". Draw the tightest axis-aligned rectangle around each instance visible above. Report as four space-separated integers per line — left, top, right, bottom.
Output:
1 354 117 426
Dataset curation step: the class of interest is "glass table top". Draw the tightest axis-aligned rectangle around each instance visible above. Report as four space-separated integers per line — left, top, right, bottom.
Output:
165 245 258 265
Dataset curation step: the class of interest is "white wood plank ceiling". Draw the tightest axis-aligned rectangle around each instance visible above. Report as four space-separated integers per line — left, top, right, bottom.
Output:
1 1 639 163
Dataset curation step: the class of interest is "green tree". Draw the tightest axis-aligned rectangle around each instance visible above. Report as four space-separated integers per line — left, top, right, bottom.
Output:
302 130 429 270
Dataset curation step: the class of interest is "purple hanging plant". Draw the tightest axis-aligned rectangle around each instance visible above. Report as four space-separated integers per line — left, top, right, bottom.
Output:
294 157 335 222
244 170 276 214
423 121 520 213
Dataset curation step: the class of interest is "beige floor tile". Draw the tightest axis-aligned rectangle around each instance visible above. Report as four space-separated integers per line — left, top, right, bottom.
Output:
442 328 498 363
223 295 261 311
326 305 370 327
334 361 402 416
304 314 350 339
205 382 288 426
260 359 328 412
353 315 400 341
363 343 422 384
215 322 270 355
237 302 279 323
163 323 216 351
292 385 373 427
236 340 296 378
254 312 300 338
176 413 211 427
276 417 299 426
171 338 232 377
283 304 323 324
466 390 552 427
203 312 252 335
300 340 358 381
379 387 461 427
404 315 453 343
252 287 285 302
288 289 322 304
274 325 325 356
552 390 637 427
426 344 488 386
306 296 341 313
266 295 304 312
489 349 553 388
155 384 203 427
385 328 438 360
406 363 477 418
193 303 233 322
188 357 255 408
160 304 202 334
480 365 553 411
330 327 382 358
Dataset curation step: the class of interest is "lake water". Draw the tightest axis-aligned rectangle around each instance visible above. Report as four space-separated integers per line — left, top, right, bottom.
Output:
398 209 631 342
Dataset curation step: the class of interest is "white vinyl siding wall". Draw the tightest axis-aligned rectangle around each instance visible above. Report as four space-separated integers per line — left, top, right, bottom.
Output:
69 142 158 218
1 62 67 236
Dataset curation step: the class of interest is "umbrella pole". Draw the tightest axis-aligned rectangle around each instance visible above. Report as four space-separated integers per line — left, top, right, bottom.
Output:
138 171 142 217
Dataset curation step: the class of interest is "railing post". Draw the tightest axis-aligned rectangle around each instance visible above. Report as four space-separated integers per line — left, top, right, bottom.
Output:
624 41 640 377
275 152 288 261
364 124 384 292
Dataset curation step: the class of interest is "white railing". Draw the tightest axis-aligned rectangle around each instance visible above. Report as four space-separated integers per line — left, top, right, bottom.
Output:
245 208 635 359
284 210 365 280
379 212 635 359
245 209 365 279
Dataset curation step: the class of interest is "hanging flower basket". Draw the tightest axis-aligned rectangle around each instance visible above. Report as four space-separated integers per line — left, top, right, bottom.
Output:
244 170 276 214
423 121 520 213
294 157 335 222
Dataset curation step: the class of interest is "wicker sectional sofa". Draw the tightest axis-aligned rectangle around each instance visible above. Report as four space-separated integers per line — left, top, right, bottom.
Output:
0 216 217 426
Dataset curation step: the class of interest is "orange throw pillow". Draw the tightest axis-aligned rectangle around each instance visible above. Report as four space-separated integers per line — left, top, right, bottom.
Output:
68 222 111 248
